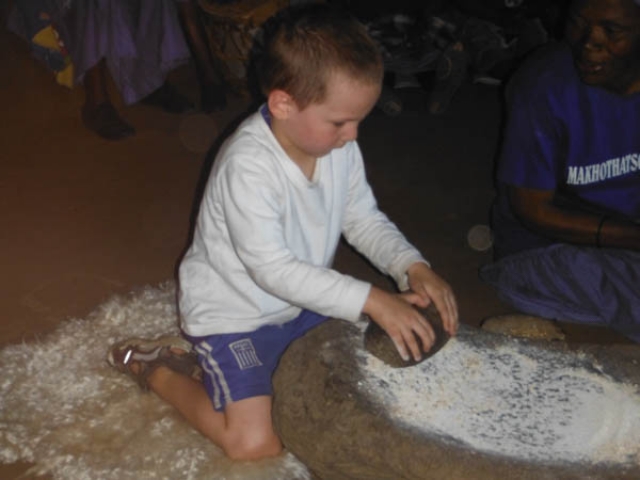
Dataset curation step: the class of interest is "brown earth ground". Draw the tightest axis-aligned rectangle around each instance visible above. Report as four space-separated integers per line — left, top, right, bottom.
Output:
0 5 633 479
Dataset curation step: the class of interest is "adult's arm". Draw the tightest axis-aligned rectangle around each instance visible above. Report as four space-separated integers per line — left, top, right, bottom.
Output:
508 185 640 251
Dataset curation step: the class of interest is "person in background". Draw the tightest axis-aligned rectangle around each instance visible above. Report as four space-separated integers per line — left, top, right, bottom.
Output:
176 0 228 114
107 4 458 461
481 0 640 342
8 0 227 140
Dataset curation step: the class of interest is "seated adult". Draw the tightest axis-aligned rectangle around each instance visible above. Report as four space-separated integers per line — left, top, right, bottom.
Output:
8 0 226 141
480 0 640 342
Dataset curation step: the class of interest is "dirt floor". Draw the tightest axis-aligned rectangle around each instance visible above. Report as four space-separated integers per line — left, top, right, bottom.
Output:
0 7 633 479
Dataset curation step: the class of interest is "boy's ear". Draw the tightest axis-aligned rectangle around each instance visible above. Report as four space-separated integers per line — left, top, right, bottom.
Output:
267 89 296 119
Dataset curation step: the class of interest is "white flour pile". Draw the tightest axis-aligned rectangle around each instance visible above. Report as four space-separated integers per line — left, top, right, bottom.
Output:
357 336 640 466
0 283 311 480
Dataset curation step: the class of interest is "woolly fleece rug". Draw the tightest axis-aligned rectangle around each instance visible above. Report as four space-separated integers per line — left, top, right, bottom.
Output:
0 282 310 480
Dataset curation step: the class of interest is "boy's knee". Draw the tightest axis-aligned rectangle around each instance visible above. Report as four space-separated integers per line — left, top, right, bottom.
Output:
223 430 283 461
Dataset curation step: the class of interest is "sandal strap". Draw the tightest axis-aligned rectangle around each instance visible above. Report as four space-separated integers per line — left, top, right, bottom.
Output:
108 336 201 391
132 347 202 391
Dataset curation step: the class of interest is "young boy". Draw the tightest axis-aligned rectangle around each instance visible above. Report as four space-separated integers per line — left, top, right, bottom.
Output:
108 4 458 461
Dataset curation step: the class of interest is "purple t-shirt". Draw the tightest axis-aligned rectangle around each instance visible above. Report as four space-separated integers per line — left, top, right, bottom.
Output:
493 42 640 257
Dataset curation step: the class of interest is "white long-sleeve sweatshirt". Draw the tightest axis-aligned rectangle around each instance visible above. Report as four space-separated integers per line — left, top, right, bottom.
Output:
178 109 427 336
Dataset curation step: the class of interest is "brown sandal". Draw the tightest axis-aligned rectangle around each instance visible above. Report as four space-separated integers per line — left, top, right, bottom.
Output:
107 336 202 390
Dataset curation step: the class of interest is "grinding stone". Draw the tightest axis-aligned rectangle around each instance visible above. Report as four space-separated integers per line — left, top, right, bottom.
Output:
363 303 451 368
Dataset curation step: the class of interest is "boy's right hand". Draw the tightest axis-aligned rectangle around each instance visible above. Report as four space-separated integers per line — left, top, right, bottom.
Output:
362 286 436 362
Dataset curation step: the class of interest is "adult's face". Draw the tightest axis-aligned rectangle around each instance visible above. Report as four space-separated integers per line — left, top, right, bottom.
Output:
565 0 640 94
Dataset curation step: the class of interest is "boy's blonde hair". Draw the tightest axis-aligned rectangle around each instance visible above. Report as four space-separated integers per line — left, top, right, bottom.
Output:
256 4 383 109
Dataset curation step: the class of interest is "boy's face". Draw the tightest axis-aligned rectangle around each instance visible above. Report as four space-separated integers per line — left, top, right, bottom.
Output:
274 72 381 162
565 0 640 94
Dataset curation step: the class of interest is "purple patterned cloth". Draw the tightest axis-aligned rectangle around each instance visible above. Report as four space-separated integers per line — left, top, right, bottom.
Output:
9 0 191 104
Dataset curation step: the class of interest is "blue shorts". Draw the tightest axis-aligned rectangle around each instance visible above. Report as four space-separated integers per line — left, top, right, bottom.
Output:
185 310 327 411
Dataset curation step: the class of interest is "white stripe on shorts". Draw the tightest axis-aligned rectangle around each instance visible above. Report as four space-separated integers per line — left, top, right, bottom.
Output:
195 342 233 410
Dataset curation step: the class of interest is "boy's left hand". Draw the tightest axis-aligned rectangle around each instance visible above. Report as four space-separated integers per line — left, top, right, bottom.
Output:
406 262 459 336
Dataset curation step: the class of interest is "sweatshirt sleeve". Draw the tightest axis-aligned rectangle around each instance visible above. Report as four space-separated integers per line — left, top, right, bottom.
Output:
341 143 429 291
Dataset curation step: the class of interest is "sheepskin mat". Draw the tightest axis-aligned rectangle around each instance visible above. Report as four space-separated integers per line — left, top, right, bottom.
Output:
273 319 640 480
0 283 310 480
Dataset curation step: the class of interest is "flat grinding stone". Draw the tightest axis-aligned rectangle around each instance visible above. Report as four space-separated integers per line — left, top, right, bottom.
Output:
272 319 640 480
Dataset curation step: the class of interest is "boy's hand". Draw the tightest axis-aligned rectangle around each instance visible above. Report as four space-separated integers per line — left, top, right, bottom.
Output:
406 262 459 337
363 287 436 362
